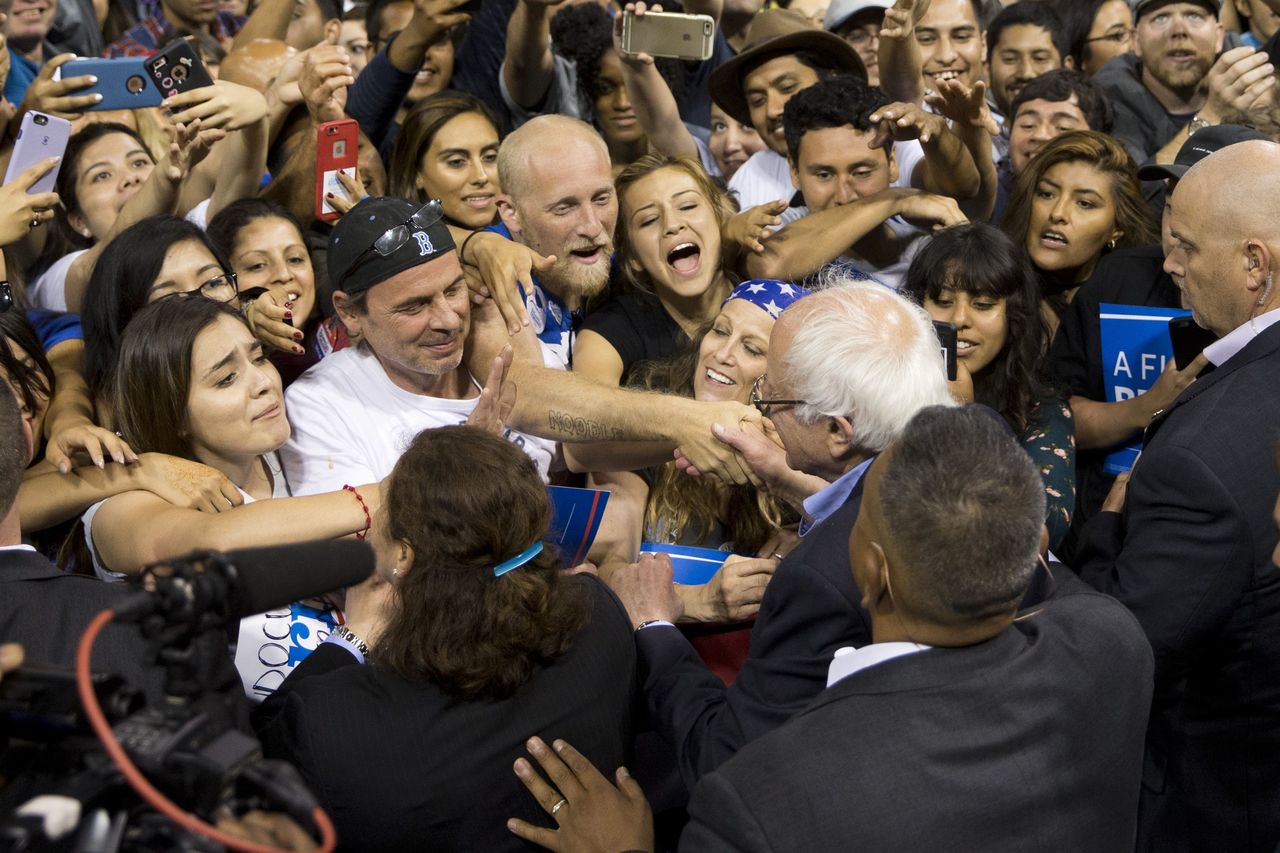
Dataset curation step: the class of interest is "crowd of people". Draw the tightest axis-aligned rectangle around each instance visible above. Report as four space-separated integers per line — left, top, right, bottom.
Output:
0 0 1278 849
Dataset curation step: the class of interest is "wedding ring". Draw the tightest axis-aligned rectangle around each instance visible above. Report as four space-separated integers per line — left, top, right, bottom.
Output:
551 798 567 816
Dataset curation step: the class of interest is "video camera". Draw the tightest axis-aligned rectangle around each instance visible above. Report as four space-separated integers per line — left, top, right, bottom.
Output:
0 540 373 852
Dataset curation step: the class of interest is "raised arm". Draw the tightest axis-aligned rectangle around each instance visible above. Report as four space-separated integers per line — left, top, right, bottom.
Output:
230 0 296 49
613 3 701 161
925 78 999 222
63 121 225 313
877 0 928 105
503 0 568 111
868 100 979 200
743 187 965 281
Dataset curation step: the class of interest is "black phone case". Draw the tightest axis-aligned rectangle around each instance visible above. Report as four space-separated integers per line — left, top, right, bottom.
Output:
933 321 958 381
145 39 214 100
1168 316 1217 370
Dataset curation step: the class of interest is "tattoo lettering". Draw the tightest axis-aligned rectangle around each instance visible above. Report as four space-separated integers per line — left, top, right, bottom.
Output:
548 410 625 440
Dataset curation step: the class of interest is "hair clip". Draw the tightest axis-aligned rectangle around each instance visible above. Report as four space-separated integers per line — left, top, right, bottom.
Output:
493 541 544 577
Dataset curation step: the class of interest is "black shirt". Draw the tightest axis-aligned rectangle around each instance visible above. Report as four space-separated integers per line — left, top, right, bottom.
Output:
1046 245 1181 562
580 292 688 385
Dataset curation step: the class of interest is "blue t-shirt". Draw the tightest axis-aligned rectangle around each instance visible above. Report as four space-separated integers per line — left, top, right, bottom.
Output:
5 48 40 106
27 309 83 351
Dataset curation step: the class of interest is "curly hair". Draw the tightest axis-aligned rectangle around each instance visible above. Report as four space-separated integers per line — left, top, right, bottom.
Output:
901 222 1056 434
550 3 684 118
630 327 790 552
613 153 733 296
781 75 889 163
373 426 591 702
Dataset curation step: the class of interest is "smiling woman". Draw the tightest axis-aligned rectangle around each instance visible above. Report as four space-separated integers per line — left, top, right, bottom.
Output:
573 155 734 387
902 222 1076 551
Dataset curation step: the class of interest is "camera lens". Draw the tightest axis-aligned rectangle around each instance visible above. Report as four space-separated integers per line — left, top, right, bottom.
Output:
173 65 187 81
126 75 146 94
34 114 48 126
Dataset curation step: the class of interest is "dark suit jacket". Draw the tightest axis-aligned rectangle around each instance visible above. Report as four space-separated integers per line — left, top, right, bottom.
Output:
1076 322 1280 853
637 481 870 788
253 574 637 852
680 589 1155 852
0 547 162 699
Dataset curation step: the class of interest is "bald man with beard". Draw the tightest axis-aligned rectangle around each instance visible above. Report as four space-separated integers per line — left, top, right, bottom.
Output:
1076 140 1280 853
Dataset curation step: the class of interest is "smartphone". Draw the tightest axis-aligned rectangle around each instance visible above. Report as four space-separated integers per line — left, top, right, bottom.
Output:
145 38 214 100
63 56 162 111
933 320 958 381
3 112 71 194
620 10 716 62
1168 315 1217 370
316 118 359 223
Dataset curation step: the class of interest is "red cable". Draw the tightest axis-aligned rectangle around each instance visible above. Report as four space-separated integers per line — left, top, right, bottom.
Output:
76 609 338 853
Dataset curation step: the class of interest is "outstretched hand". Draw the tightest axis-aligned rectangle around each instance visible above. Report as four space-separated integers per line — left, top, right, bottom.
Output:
925 78 1000 137
467 345 518 435
613 2 664 66
881 0 930 41
725 199 787 255
508 737 654 853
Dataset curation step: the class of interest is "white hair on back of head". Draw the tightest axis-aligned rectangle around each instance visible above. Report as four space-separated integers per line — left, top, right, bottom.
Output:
782 280 956 453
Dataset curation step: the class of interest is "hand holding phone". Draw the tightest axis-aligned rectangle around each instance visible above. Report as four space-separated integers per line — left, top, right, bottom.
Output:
316 119 359 223
0 157 62 245
932 320 958 382
620 7 715 61
62 56 163 111
4 112 71 195
1168 316 1218 371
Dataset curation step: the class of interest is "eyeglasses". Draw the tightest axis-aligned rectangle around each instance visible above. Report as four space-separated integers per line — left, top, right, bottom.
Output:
1085 27 1133 44
346 200 446 278
750 374 807 417
158 272 239 303
842 24 881 49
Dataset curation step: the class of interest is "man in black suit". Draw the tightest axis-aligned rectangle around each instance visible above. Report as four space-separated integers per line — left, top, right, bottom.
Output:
610 281 957 786
510 407 1154 851
0 391 160 698
1076 140 1280 853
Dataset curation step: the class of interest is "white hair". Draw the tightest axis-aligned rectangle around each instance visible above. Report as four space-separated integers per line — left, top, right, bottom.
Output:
782 280 956 453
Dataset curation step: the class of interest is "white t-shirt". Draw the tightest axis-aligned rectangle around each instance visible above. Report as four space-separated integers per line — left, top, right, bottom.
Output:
280 345 556 496
824 216 931 291
728 143 925 216
79 452 343 702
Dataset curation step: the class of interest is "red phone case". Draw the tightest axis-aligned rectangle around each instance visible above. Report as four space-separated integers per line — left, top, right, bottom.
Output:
315 119 359 223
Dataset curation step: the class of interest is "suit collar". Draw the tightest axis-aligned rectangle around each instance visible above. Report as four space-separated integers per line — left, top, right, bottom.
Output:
1150 321 1280 431
0 548 63 582
800 625 1029 711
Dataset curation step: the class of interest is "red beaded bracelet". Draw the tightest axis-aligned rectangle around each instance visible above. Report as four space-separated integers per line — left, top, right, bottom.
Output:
343 484 371 541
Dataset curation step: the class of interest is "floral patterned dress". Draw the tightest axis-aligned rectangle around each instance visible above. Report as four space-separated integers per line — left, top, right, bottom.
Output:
1021 396 1077 552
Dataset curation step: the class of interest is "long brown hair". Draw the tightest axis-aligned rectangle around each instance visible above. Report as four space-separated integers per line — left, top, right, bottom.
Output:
613 154 733 297
388 91 502 207
630 328 788 552
113 297 246 460
1000 130 1157 267
374 426 591 701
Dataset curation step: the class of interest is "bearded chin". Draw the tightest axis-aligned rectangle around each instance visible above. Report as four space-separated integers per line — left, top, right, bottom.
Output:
1155 58 1212 93
550 255 610 300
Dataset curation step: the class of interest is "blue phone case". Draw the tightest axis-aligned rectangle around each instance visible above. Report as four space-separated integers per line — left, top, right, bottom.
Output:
62 57 163 111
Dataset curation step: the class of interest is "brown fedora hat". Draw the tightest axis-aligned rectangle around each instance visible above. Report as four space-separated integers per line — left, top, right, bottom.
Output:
709 8 867 127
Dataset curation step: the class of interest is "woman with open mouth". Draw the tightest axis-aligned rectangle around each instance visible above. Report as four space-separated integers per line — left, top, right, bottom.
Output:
1000 131 1157 336
903 222 1077 553
574 154 736 387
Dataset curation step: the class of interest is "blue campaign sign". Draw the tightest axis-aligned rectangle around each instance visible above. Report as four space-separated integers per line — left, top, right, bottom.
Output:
639 542 730 585
1098 303 1191 474
547 486 610 567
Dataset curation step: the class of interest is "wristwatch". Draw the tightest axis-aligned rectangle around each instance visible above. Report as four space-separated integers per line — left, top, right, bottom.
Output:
1188 114 1215 137
331 624 369 657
